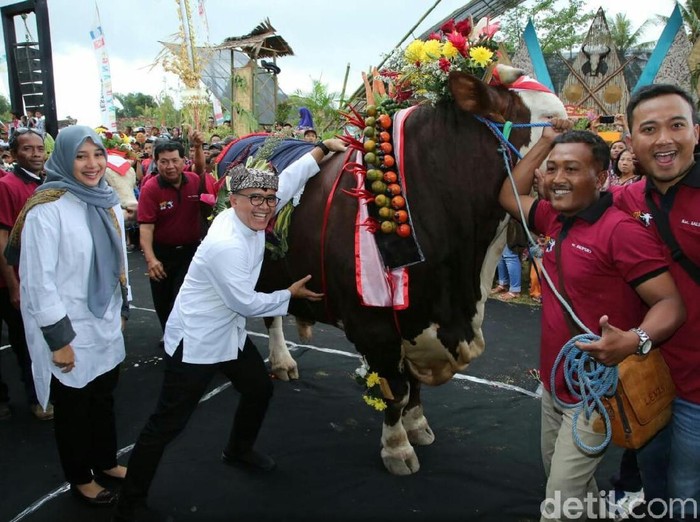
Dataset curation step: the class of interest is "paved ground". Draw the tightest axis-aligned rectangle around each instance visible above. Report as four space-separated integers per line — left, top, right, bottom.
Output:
0 250 624 522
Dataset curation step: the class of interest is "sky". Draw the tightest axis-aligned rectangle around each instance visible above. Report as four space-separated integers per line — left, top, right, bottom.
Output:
0 0 678 126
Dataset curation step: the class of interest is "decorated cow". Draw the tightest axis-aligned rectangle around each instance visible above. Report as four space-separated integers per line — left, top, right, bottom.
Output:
218 65 566 475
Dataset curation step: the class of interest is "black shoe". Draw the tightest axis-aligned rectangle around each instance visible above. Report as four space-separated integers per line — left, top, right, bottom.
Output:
71 484 117 506
222 449 276 472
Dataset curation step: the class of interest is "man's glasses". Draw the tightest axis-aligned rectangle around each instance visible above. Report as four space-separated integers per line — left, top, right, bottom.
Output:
237 193 281 207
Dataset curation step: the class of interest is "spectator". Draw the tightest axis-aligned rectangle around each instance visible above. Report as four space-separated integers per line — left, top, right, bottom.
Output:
137 135 206 333
0 128 50 420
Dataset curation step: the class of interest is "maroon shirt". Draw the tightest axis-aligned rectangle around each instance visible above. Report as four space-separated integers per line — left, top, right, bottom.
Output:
0 166 42 286
613 166 700 403
529 193 668 404
137 171 201 246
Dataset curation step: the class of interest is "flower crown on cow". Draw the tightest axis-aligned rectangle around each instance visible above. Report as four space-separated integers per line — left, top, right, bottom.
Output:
95 127 133 154
381 16 501 104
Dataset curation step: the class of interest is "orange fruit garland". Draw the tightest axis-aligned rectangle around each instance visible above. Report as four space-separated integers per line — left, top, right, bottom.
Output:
359 98 412 238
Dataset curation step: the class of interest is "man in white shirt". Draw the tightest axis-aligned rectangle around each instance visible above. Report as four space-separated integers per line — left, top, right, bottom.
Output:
114 138 345 521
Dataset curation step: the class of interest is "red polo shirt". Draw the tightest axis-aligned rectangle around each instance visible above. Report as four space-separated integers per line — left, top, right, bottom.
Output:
0 166 42 287
613 165 700 403
138 171 202 246
528 193 669 404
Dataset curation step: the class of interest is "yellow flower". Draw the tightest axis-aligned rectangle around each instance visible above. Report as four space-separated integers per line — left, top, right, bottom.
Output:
363 395 388 411
405 39 426 63
442 41 459 59
366 372 381 388
469 46 494 68
422 39 442 62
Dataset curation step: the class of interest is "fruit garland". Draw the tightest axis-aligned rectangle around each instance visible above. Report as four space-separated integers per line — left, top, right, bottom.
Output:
343 99 413 238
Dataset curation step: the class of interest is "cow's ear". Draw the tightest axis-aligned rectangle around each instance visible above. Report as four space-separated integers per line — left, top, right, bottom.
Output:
448 71 504 122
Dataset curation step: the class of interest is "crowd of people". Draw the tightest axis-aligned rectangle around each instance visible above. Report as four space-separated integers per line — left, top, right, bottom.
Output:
0 83 698 522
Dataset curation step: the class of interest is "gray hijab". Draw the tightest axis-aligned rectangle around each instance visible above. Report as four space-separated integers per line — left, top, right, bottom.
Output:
39 125 122 318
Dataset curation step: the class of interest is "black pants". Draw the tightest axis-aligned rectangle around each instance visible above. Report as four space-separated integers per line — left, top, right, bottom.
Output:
0 287 37 404
118 338 273 509
149 243 198 331
51 365 120 485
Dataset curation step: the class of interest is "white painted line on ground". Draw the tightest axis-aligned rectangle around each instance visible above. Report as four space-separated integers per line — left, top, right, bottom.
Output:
11 327 539 520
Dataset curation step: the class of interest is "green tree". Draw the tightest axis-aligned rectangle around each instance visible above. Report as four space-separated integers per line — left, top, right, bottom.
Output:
501 0 596 55
0 94 11 124
113 92 158 119
607 13 656 55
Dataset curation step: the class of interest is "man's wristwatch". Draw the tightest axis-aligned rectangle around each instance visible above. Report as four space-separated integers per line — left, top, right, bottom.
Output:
315 141 330 155
630 327 653 355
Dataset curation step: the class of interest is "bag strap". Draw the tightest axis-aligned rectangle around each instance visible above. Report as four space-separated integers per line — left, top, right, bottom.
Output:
553 226 583 337
645 190 700 285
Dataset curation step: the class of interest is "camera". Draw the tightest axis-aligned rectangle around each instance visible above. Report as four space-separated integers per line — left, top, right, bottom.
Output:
599 115 615 124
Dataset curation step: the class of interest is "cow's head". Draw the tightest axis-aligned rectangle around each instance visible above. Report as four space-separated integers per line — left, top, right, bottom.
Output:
449 65 567 155
581 44 611 77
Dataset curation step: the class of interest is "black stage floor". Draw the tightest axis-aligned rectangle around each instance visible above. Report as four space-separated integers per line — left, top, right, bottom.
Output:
0 251 624 522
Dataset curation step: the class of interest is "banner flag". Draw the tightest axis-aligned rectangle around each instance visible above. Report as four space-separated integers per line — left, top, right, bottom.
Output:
90 6 117 131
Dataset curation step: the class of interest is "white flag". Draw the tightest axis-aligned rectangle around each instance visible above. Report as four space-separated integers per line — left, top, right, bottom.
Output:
90 7 117 131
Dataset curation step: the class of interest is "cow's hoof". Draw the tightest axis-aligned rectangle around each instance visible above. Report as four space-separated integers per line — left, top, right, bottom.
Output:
407 426 435 446
381 450 420 476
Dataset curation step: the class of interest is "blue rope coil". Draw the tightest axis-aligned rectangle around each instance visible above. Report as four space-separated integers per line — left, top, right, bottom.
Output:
550 334 619 454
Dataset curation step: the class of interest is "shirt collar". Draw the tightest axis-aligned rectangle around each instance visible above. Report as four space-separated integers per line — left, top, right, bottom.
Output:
230 207 259 238
556 191 613 227
14 164 43 184
645 157 700 194
157 171 188 188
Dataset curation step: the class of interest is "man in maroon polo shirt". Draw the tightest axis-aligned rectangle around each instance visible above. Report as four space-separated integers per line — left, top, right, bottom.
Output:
138 134 206 332
0 128 52 420
607 84 700 518
498 123 684 520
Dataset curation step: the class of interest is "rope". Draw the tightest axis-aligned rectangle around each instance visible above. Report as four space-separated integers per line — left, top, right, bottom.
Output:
550 335 617 454
483 117 619 453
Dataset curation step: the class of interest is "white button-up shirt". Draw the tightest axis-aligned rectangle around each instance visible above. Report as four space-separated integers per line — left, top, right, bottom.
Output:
19 192 130 408
164 152 320 364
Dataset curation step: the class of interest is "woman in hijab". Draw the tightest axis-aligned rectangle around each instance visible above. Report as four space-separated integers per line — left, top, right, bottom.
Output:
8 125 130 506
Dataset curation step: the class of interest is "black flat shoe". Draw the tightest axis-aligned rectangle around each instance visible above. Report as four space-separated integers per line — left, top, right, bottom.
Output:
70 485 117 506
222 449 276 472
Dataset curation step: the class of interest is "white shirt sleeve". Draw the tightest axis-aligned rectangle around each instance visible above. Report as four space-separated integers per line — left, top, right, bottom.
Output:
205 240 290 318
20 205 68 327
275 153 320 210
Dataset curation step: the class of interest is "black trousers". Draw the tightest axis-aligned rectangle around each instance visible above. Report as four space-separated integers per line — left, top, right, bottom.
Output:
149 243 198 331
50 365 120 485
119 338 273 509
0 287 37 404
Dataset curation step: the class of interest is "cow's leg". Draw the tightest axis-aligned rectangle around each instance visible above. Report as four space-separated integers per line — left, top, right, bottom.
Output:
265 316 299 381
380 378 420 475
296 318 314 343
402 377 435 446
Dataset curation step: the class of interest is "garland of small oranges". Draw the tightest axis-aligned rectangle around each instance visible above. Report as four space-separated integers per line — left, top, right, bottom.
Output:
362 99 412 238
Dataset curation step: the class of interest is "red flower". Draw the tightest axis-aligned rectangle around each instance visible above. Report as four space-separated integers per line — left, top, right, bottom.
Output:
104 131 113 139
447 31 468 57
440 19 455 34
455 18 472 36
428 32 442 41
438 57 451 72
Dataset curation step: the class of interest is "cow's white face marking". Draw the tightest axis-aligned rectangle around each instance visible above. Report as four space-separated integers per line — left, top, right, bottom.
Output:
516 89 568 155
